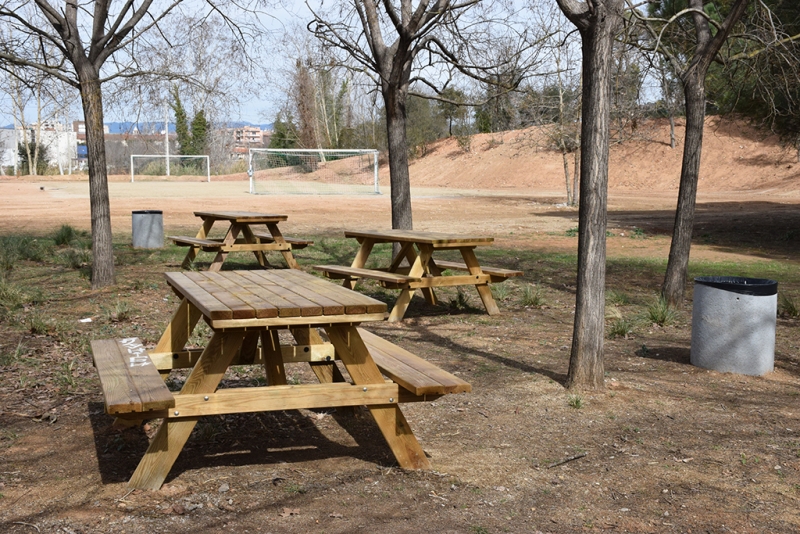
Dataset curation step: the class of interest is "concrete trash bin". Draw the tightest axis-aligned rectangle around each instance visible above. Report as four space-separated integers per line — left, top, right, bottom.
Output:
131 210 164 249
690 276 777 376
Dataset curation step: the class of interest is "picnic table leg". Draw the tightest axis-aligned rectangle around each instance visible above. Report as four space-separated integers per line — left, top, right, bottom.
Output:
291 328 345 383
208 225 241 272
237 331 261 364
260 329 287 385
460 247 500 315
241 224 272 268
267 222 299 269
181 217 215 269
326 325 430 469
345 238 375 289
154 298 203 355
292 327 354 415
127 330 247 490
387 246 433 322
409 244 438 306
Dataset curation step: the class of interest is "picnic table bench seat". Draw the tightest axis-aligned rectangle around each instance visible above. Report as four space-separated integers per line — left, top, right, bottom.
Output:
358 328 471 397
315 264 421 285
91 338 174 416
433 260 524 281
169 235 312 251
251 232 314 249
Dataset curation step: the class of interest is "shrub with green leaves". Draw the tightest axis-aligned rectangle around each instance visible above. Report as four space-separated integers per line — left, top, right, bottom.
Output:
521 284 545 307
778 293 799 318
608 318 633 339
647 296 677 326
53 224 89 247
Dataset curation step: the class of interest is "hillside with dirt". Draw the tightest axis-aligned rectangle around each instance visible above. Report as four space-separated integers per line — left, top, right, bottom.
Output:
403 116 799 196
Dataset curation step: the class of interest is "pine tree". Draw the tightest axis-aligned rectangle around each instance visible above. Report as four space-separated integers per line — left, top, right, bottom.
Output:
189 110 208 155
170 86 190 154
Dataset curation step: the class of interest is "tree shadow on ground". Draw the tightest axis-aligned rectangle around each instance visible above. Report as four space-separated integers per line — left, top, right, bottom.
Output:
538 200 800 260
373 324 568 386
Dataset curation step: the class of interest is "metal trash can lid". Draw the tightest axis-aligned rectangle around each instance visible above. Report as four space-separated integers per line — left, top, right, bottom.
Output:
132 210 163 215
694 276 777 296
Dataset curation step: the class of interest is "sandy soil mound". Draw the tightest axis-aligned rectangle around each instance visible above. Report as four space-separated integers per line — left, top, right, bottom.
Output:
402 116 799 194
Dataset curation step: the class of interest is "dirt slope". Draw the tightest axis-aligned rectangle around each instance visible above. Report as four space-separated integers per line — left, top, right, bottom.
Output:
402 116 799 195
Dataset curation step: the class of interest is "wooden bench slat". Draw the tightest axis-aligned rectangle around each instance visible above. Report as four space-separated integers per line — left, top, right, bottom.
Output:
168 236 224 249
315 265 420 284
280 269 387 314
246 271 324 316
164 272 233 320
358 328 471 396
344 229 493 247
432 260 524 278
233 271 304 317
252 232 314 248
207 272 280 318
91 338 175 415
258 270 346 315
184 272 257 319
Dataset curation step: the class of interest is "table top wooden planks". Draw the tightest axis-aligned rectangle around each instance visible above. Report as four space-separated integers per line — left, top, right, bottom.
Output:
193 211 289 224
165 270 387 329
344 229 494 248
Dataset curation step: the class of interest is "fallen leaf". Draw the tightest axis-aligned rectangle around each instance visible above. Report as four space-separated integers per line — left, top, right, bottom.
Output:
329 512 343 519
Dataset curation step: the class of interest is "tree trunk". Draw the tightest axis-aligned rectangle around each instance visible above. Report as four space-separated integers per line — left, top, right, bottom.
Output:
662 76 705 306
565 5 619 390
383 89 413 232
669 114 676 149
561 147 572 205
78 62 116 288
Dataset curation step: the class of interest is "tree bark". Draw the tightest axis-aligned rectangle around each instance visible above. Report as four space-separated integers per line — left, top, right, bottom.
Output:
77 61 115 288
383 85 413 231
560 0 622 390
662 76 704 305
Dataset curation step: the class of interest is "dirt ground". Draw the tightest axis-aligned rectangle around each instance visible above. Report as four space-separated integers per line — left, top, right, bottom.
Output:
1 117 799 533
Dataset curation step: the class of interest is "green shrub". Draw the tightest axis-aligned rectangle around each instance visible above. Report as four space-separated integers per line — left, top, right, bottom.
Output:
521 284 545 307
608 318 633 339
778 293 799 318
647 296 677 326
52 225 89 247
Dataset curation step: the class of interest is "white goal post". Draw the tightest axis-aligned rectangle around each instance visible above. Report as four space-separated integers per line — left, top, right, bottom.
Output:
248 148 380 195
130 154 211 182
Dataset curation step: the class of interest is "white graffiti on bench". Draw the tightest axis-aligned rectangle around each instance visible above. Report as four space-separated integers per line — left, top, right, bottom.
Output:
121 338 151 368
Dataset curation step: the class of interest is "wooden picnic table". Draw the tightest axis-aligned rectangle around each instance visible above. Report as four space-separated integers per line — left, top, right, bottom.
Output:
315 229 523 322
168 210 313 271
91 269 470 490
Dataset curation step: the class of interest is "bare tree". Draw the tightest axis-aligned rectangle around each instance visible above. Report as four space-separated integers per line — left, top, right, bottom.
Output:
308 0 540 232
0 1 258 288
556 0 624 390
628 0 750 306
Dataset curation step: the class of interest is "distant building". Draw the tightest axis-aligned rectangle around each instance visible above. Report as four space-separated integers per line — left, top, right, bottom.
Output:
230 126 265 145
73 121 109 141
0 124 77 174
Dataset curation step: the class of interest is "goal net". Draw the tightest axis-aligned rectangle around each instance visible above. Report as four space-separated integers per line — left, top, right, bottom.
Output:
130 155 210 182
248 149 380 195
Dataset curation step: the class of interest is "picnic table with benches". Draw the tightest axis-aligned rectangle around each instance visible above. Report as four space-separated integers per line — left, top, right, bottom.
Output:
168 211 312 271
91 269 470 490
315 229 523 322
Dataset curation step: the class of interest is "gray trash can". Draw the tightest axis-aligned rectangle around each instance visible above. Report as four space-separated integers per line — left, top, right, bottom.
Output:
691 276 777 376
131 210 163 249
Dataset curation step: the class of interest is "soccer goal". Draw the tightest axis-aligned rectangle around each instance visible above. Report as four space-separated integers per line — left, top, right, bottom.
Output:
130 155 210 182
248 148 380 195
